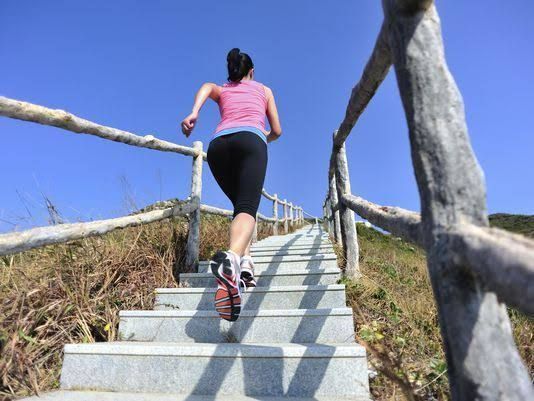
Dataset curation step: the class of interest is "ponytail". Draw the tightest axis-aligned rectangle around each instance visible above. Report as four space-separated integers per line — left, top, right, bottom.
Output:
227 48 254 82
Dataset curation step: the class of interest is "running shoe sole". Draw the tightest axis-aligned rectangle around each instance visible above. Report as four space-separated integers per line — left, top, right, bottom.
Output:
210 251 241 321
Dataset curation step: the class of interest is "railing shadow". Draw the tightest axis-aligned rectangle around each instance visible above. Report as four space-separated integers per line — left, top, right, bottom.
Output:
180 224 352 397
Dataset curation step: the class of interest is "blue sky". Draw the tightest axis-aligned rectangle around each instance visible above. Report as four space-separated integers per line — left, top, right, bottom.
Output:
1 1 533 232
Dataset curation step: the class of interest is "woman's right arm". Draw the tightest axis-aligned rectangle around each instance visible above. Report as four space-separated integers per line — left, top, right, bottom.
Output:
181 83 221 137
264 86 282 143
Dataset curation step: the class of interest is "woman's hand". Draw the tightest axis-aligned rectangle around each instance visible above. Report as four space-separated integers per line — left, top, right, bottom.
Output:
265 130 279 143
181 112 198 137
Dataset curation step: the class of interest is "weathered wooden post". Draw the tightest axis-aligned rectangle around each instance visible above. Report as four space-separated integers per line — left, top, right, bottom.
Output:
283 199 289 234
289 202 294 229
322 199 329 232
328 201 335 235
383 1 533 399
325 198 334 235
328 171 343 244
272 193 279 235
184 141 203 274
332 135 359 277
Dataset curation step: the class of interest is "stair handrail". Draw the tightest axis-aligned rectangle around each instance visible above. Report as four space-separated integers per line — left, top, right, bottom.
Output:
0 96 307 271
323 1 534 399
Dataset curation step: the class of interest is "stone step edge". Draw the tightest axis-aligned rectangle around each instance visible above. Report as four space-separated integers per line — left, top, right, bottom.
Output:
229 253 338 259
250 251 334 255
198 256 337 265
250 245 334 250
119 307 353 318
20 390 371 401
252 240 330 244
63 342 366 358
155 284 345 294
180 269 341 278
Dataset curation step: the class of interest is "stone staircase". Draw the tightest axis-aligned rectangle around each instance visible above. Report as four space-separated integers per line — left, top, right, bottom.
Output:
23 224 370 400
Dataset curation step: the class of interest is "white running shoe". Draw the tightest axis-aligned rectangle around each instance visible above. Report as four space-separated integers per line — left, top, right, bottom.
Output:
240 255 257 288
209 250 242 321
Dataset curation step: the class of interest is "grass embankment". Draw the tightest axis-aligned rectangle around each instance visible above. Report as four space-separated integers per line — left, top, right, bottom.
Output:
489 213 534 237
0 214 288 400
1 212 531 401
341 220 533 401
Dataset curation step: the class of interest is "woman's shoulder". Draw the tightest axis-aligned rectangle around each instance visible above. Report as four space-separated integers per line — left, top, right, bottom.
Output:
249 80 272 98
221 80 270 97
251 80 267 89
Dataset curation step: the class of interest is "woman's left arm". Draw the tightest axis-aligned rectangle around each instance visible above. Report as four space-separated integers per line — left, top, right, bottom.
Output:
181 83 221 137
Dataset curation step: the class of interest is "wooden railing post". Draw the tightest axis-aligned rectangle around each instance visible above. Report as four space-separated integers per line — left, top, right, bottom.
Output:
328 201 334 235
272 193 279 235
333 138 359 278
328 171 343 244
289 202 294 229
184 141 203 274
323 200 326 231
325 198 334 235
323 200 329 232
383 2 533 399
283 199 288 234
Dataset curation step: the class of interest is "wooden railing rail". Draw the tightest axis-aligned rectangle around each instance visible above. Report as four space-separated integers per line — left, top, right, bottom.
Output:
0 202 193 257
0 96 200 157
0 96 314 270
323 1 534 399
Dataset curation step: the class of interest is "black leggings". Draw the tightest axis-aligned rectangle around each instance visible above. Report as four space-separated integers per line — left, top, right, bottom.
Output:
207 132 268 219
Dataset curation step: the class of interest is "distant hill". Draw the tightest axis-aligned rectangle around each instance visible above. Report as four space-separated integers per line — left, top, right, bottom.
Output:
489 213 534 238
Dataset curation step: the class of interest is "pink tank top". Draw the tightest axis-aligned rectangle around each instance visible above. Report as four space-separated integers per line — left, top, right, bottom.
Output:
215 80 268 136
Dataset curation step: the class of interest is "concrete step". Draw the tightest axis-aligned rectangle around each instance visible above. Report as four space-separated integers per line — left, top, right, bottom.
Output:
154 284 346 311
254 240 329 247
180 268 340 288
251 243 333 250
20 391 371 401
198 258 337 273
250 247 334 257
118 308 355 343
256 235 328 242
198 253 337 273
254 235 328 243
244 254 337 263
60 342 369 398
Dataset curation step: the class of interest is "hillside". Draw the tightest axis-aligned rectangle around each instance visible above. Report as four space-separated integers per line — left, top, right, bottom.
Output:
489 213 534 238
1 215 532 401
341 221 533 401
0 214 279 400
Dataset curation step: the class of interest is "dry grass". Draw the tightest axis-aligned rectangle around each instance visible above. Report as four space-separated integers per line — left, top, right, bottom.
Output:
0 214 283 400
338 223 533 401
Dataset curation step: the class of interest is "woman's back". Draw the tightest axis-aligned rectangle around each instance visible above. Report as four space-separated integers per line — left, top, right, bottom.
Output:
215 80 267 134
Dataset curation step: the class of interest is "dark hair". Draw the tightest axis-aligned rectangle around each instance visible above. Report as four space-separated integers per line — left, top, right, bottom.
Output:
227 48 254 82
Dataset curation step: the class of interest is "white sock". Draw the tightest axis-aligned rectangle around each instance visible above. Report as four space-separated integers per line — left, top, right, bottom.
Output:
240 255 253 266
